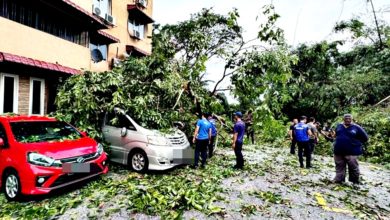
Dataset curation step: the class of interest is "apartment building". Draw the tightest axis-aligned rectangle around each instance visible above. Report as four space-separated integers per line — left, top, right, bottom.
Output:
0 0 153 115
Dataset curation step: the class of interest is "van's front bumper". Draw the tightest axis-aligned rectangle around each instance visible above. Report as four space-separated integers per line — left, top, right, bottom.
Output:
146 143 193 171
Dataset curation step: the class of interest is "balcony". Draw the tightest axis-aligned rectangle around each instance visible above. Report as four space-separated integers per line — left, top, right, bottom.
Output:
0 17 91 71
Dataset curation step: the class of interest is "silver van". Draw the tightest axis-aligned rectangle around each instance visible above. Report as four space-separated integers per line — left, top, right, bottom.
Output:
102 108 192 172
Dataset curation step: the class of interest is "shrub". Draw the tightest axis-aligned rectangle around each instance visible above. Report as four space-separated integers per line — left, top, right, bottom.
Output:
353 107 390 164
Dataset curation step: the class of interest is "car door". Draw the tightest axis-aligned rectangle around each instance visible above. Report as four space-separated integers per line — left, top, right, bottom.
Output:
102 112 137 164
0 122 9 181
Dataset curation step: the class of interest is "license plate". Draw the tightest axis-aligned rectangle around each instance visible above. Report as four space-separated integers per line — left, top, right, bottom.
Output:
62 163 91 173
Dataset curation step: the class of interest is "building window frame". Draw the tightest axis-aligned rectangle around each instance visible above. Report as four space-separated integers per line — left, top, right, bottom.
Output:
0 73 19 114
128 19 145 39
0 0 90 47
89 43 108 62
29 77 45 116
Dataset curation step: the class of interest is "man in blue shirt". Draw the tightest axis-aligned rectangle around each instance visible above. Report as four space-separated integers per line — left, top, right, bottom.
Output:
232 111 245 169
207 113 218 158
294 116 313 168
332 114 368 184
192 112 212 168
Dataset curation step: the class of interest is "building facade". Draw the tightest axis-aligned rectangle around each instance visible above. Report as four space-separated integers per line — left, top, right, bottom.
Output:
0 0 153 115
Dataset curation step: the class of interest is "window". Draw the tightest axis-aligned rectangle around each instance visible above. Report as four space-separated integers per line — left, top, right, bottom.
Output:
0 0 89 46
0 73 19 114
10 121 82 143
29 78 44 115
106 113 136 130
93 0 112 16
128 20 145 39
90 43 107 61
0 123 9 147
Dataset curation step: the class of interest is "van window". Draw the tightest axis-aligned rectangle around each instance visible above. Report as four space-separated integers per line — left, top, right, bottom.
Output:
106 113 136 130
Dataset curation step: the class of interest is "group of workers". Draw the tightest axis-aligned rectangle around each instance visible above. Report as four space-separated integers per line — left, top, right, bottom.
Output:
289 114 369 184
191 110 369 185
191 111 247 169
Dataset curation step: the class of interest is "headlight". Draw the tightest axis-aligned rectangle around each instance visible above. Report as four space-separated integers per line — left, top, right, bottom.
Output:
27 152 61 167
97 143 104 155
147 135 168 146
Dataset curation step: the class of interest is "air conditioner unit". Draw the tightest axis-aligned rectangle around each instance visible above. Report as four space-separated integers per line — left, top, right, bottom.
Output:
134 30 141 39
92 5 102 17
123 52 130 58
137 0 147 8
105 14 116 25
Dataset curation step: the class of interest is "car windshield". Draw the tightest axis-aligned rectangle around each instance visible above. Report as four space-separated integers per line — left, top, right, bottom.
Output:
10 121 82 143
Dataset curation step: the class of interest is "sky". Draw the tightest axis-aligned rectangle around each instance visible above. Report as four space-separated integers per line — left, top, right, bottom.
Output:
153 0 390 103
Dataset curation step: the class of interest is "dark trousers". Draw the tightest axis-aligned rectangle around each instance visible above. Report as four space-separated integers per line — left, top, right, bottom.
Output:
208 136 216 158
290 139 296 154
297 141 311 168
334 155 360 183
246 126 254 144
309 139 316 154
234 141 244 168
194 139 208 167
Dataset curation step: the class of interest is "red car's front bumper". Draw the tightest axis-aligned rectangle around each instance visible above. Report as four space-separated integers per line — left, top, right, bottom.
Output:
20 153 108 195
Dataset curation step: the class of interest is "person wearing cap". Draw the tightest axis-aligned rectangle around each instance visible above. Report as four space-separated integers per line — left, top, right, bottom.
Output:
207 113 218 158
332 114 369 184
232 111 246 169
192 112 212 168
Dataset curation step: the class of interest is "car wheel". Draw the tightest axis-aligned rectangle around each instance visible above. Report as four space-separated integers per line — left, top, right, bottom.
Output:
129 150 148 173
3 170 22 201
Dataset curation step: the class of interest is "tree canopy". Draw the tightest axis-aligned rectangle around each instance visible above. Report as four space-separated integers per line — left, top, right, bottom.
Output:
54 5 390 162
55 5 292 139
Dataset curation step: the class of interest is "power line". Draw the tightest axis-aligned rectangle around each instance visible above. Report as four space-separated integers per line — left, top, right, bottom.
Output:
292 0 307 46
322 0 345 41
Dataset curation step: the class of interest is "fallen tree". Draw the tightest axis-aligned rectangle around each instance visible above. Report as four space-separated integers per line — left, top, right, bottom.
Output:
54 6 292 141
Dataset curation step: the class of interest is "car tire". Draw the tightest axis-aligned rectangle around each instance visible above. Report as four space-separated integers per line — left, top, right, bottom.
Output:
129 150 148 173
2 170 22 201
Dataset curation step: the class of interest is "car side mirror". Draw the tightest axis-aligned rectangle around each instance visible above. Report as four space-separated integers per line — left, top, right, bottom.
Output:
120 127 127 137
80 131 88 137
0 138 4 147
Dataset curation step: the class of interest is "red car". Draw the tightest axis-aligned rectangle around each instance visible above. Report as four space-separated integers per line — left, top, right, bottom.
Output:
0 115 108 201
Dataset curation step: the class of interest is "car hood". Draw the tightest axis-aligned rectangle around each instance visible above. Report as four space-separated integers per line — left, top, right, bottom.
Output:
138 127 182 136
22 137 98 159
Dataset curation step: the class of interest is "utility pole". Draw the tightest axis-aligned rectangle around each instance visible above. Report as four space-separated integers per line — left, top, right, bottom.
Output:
368 0 384 49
